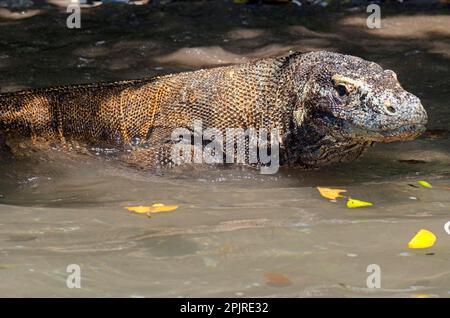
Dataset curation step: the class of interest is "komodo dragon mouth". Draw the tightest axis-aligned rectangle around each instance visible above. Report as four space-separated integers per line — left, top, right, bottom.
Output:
311 109 427 143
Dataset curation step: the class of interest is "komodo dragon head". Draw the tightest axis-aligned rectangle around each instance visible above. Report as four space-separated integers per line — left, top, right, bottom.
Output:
289 51 428 168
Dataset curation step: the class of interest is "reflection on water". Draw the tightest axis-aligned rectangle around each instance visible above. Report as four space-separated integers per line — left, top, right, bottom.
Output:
0 2 449 297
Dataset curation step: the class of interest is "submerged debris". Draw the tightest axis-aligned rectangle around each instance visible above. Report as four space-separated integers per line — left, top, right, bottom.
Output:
263 272 293 287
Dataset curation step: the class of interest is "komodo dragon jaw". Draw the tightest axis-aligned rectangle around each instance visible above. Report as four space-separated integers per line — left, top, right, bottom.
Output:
0 51 427 171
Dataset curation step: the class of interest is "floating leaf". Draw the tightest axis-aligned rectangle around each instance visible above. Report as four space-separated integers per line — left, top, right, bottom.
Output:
125 206 151 214
125 203 179 215
417 180 432 188
147 203 179 214
263 272 293 287
346 198 373 208
317 187 347 200
408 229 436 249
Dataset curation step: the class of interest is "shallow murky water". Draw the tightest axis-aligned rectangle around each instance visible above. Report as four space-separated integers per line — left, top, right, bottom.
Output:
0 1 449 297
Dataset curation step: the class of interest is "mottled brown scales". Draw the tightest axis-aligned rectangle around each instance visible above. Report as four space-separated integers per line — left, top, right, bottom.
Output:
0 51 427 170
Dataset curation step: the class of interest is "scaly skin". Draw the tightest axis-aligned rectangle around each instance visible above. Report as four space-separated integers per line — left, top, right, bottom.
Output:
0 51 427 170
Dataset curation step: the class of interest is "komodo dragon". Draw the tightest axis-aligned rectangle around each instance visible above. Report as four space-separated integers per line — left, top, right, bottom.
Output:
0 51 427 171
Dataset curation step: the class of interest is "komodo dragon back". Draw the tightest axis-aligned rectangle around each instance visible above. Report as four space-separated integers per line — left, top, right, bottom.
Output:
0 51 427 171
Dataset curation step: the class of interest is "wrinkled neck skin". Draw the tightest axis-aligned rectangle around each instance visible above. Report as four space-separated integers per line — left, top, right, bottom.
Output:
283 117 374 168
280 56 374 168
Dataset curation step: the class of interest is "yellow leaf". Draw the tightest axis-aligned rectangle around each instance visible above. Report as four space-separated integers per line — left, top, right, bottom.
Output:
125 206 151 214
408 229 436 249
417 180 432 188
317 187 347 200
148 203 179 214
346 198 373 208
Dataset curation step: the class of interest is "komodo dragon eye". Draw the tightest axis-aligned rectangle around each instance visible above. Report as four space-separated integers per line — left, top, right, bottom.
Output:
335 84 348 97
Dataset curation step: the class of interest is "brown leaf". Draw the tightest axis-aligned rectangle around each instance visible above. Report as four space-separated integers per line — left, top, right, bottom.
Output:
264 272 293 287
